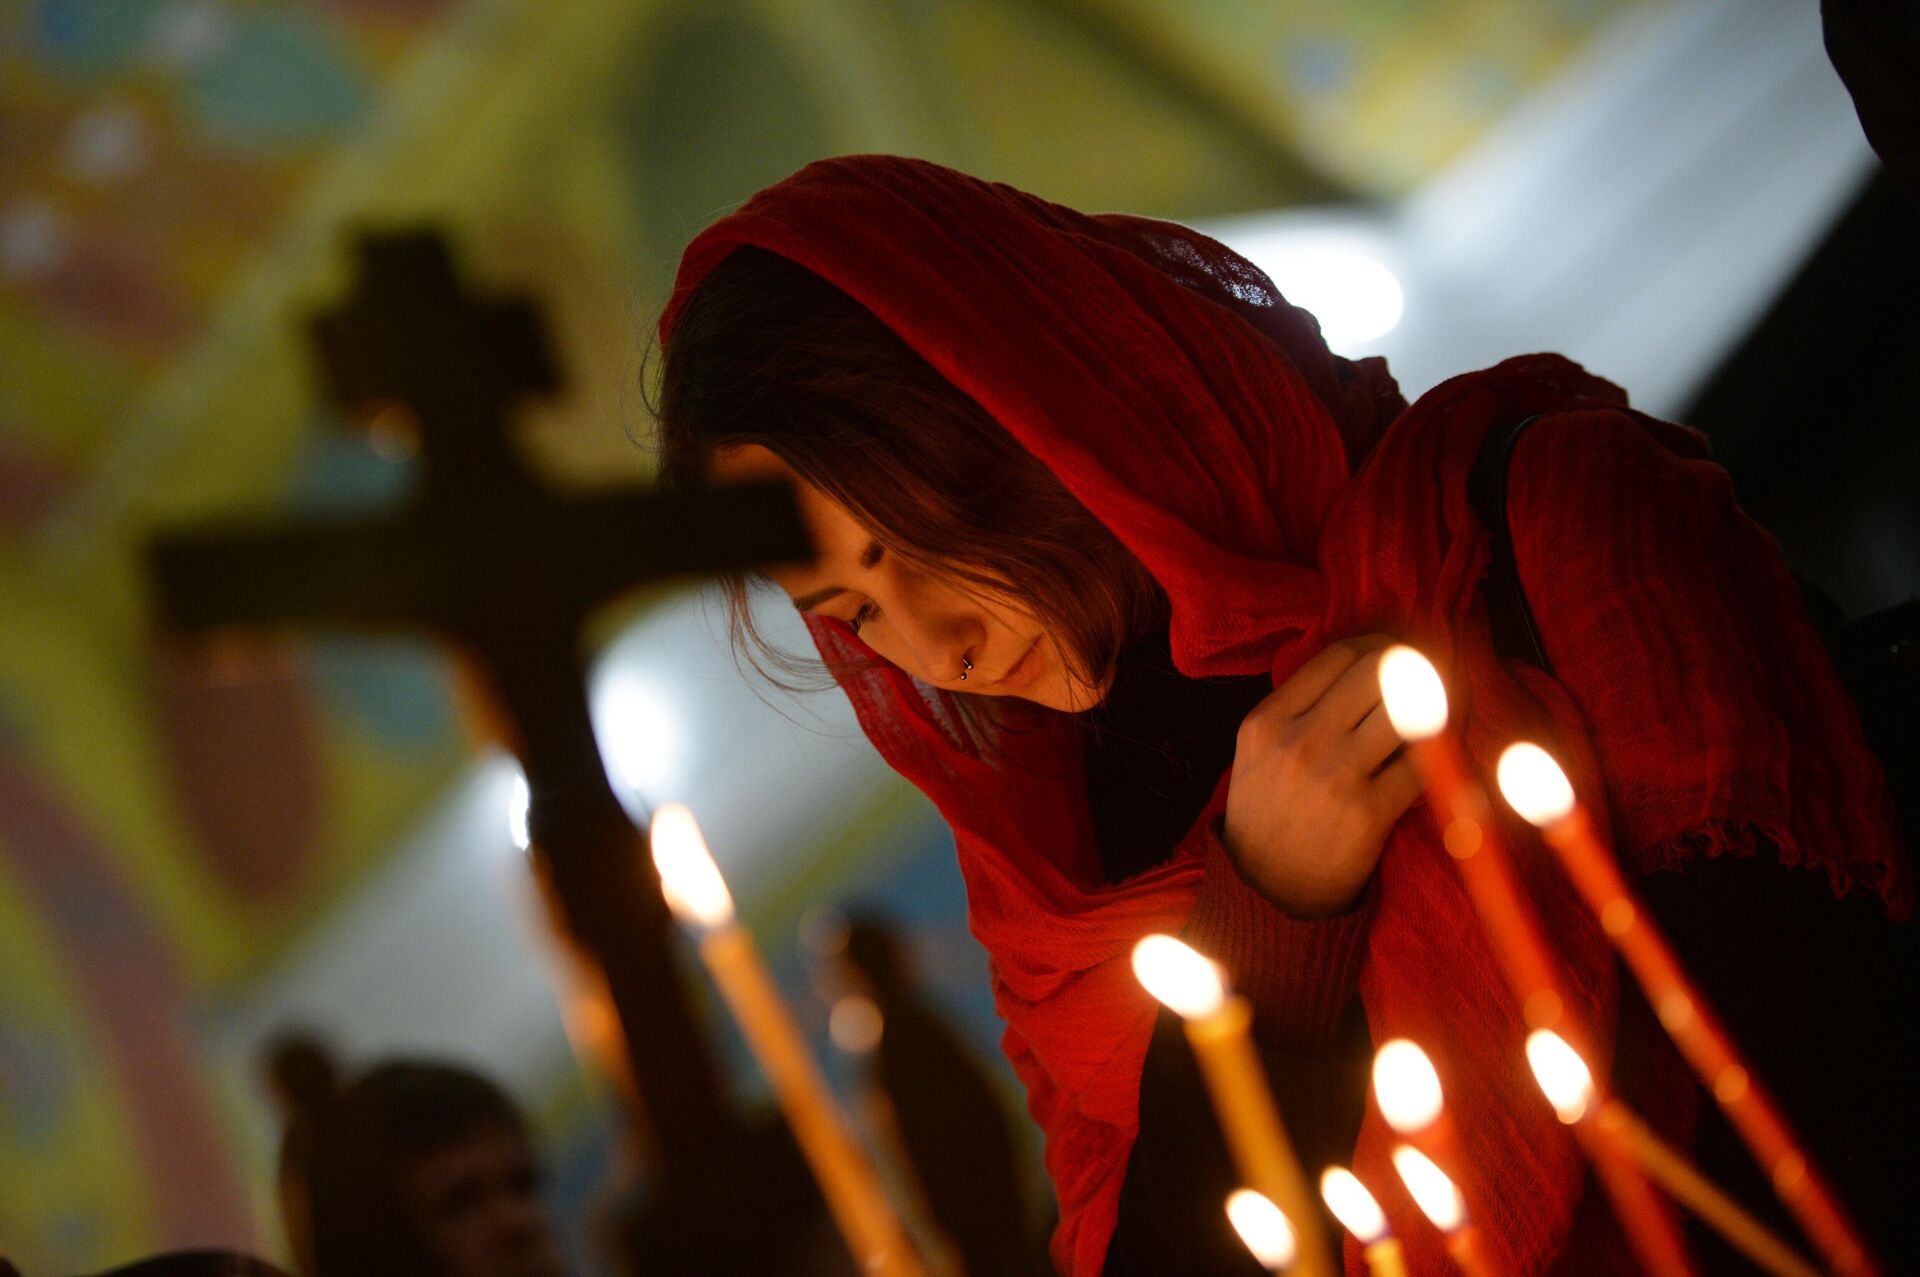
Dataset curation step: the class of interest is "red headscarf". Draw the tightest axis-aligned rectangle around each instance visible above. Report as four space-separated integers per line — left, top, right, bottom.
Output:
662 155 1909 1275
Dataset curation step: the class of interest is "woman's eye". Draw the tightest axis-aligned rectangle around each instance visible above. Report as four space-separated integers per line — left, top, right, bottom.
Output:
849 602 878 635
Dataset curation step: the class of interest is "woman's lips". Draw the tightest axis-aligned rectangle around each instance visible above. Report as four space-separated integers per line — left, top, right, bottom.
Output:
996 638 1044 690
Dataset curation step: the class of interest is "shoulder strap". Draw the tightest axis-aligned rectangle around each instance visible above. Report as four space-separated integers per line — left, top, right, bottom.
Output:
1468 413 1553 673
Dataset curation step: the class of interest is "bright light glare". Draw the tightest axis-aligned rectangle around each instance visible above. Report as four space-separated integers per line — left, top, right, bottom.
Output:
1392 1145 1465 1232
1131 935 1227 1019
1223 228 1406 353
1496 743 1577 827
649 803 735 928
1525 1030 1595 1124
1225 1189 1298 1269
1320 1167 1389 1243
1373 1039 1445 1133
507 769 531 852
829 994 884 1054
1378 646 1449 741
591 672 680 803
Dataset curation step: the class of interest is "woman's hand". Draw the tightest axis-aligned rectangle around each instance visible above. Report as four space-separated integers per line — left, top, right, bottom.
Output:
1223 635 1423 918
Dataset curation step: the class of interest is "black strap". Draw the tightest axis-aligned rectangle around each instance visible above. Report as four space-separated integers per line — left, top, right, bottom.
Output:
1468 413 1553 673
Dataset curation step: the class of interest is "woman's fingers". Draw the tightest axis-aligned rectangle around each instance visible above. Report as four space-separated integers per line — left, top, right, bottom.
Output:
1228 634 1416 917
1354 700 1405 771
1270 633 1393 719
1315 644 1394 734
1368 750 1424 826
1253 638 1407 785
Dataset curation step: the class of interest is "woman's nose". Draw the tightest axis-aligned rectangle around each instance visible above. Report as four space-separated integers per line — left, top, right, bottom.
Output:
904 628 974 684
888 601 979 684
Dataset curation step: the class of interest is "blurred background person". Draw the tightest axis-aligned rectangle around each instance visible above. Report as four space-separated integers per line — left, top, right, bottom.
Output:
303 1059 568 1277
256 1031 338 1277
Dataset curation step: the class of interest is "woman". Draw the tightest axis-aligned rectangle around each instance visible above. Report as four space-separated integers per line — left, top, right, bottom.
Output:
651 156 1910 1275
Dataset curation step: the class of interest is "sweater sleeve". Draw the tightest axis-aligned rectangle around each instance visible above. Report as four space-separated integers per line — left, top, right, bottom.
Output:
1181 816 1376 1045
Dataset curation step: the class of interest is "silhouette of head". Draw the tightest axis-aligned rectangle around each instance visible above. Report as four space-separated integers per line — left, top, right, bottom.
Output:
306 1060 565 1277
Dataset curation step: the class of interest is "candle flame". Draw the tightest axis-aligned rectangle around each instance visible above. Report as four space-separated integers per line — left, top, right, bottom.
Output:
649 803 735 928
1130 934 1226 1019
1378 646 1449 741
1320 1167 1389 1244
1225 1189 1298 1269
1525 1029 1595 1124
1373 1038 1445 1133
1392 1145 1465 1232
1495 742 1576 827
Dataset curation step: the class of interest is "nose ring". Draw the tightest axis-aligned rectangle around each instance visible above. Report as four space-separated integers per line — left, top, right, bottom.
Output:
959 657 974 682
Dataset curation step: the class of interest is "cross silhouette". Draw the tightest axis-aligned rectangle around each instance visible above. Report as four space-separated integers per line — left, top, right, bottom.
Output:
149 230 809 1181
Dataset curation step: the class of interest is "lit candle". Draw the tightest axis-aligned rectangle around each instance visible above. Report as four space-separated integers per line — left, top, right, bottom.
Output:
1321 1167 1409 1277
1526 1030 1820 1277
1372 1039 1466 1182
1227 1189 1299 1273
1377 648 1570 1030
650 804 923 1277
1131 934 1334 1277
1374 1036 1533 1269
1372 1040 1443 1133
1499 743 1879 1277
1391 1145 1498 1277
1379 648 1694 1275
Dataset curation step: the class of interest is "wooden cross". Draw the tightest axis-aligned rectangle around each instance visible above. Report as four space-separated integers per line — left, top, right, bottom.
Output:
149 230 809 1183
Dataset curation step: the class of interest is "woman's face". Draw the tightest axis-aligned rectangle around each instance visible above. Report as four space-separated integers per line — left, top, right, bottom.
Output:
711 444 1105 711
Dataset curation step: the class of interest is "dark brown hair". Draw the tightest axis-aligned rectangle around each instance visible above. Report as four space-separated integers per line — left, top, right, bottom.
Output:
648 246 1164 716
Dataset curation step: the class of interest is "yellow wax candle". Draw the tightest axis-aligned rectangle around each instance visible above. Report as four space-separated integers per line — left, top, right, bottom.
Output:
1527 1029 1821 1277
1321 1167 1411 1277
1391 1145 1502 1277
1372 1039 1472 1196
1226 1188 1299 1273
1132 935 1334 1277
652 804 923 1277
1365 1235 1411 1277
1501 743 1876 1277
1380 648 1694 1275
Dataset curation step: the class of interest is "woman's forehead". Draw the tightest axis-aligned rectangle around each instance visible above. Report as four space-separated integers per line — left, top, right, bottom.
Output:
710 445 869 590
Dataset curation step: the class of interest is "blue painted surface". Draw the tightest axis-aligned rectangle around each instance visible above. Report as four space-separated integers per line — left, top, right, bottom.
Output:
1282 37 1357 97
0 1020 71 1149
286 418 418 515
307 636 455 750
185 8 369 149
28 0 164 76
